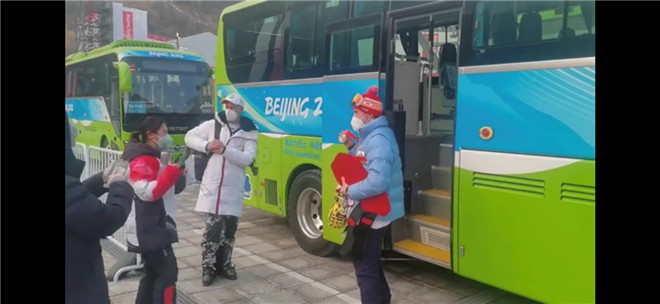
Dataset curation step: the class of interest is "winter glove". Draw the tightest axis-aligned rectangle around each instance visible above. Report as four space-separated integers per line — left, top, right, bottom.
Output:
338 130 358 149
103 159 130 188
338 130 358 144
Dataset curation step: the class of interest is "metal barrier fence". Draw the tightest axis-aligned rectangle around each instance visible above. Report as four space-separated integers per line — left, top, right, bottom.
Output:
73 143 144 281
72 142 89 180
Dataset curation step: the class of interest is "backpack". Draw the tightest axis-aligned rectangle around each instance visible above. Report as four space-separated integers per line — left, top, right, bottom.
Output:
193 120 257 181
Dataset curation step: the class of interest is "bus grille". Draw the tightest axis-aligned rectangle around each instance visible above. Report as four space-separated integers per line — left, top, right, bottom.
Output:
420 226 450 250
265 179 278 206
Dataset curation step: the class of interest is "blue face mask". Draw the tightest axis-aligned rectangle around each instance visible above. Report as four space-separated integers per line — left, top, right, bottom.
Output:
157 134 173 151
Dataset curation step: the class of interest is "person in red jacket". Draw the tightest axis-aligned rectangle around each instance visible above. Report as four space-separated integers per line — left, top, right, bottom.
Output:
122 116 184 304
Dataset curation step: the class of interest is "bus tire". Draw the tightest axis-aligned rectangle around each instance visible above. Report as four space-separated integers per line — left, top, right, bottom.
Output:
287 169 338 257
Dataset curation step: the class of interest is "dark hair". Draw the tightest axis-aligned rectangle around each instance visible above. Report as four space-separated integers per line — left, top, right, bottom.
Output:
130 116 166 143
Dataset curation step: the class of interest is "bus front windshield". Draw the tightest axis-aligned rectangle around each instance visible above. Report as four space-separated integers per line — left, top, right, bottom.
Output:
123 57 213 115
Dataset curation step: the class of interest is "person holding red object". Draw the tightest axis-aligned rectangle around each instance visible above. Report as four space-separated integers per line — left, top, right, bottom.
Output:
122 116 184 304
336 86 404 304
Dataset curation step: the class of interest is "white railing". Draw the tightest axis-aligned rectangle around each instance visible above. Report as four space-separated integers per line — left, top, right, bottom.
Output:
73 143 89 180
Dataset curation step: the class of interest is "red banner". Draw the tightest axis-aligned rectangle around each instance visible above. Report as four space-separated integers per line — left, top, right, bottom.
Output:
123 11 134 39
147 34 172 42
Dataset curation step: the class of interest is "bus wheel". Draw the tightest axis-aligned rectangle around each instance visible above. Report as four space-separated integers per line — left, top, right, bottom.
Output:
100 136 110 149
288 169 338 257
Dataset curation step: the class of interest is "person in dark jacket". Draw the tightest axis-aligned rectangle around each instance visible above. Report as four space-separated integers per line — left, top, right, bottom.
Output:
65 111 135 304
122 116 184 304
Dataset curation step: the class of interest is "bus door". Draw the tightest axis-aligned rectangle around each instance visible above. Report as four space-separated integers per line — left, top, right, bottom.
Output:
385 1 462 269
320 13 383 246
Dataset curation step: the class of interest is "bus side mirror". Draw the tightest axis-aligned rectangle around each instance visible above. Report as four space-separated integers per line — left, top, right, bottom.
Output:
113 61 133 93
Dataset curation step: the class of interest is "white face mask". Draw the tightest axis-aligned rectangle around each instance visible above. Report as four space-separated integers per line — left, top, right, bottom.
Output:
350 116 364 131
226 109 239 122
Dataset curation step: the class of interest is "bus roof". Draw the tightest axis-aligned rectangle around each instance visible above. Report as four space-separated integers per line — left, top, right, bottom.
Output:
65 39 205 66
220 0 267 19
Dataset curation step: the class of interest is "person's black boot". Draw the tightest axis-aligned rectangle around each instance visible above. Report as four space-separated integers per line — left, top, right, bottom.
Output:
202 268 215 286
214 246 224 277
217 242 237 280
220 264 237 280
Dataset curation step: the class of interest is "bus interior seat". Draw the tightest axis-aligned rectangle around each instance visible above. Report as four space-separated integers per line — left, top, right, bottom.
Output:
438 43 457 101
518 11 542 43
559 27 576 39
492 12 517 45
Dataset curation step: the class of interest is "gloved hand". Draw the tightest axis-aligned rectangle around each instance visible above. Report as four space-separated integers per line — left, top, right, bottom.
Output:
103 159 130 187
338 130 358 149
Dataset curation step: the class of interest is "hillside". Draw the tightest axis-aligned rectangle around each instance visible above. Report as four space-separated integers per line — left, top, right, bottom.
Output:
65 1 239 56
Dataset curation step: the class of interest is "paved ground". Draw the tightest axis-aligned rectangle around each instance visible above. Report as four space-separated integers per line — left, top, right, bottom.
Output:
104 183 540 304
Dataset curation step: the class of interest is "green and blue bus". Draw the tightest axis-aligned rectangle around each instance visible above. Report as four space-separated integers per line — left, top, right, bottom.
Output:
216 1 595 303
65 40 215 152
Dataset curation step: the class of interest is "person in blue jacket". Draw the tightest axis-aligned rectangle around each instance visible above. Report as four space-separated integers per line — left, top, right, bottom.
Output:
338 86 405 304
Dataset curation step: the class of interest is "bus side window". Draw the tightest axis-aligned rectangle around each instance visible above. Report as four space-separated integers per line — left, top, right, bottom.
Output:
223 1 285 83
284 0 351 79
326 13 381 75
73 67 84 97
352 0 384 17
285 2 320 79
462 0 595 66
329 26 377 72
314 0 350 75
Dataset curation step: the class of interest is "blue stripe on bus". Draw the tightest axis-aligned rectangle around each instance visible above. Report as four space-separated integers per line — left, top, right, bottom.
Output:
455 66 595 160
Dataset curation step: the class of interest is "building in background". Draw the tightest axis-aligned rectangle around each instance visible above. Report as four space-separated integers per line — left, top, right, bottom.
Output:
171 32 217 68
112 2 149 41
76 1 172 52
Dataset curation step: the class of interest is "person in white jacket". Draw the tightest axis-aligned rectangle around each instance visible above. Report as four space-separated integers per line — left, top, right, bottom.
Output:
184 93 258 286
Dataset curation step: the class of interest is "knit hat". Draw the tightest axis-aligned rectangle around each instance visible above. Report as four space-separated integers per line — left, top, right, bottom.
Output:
352 86 382 117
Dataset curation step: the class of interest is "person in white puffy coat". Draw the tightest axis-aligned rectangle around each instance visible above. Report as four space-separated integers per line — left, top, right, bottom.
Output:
184 93 258 286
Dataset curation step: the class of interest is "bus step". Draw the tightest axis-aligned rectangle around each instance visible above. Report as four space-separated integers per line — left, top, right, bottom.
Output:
431 165 452 191
439 143 454 168
405 214 451 251
393 239 451 269
415 189 451 220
